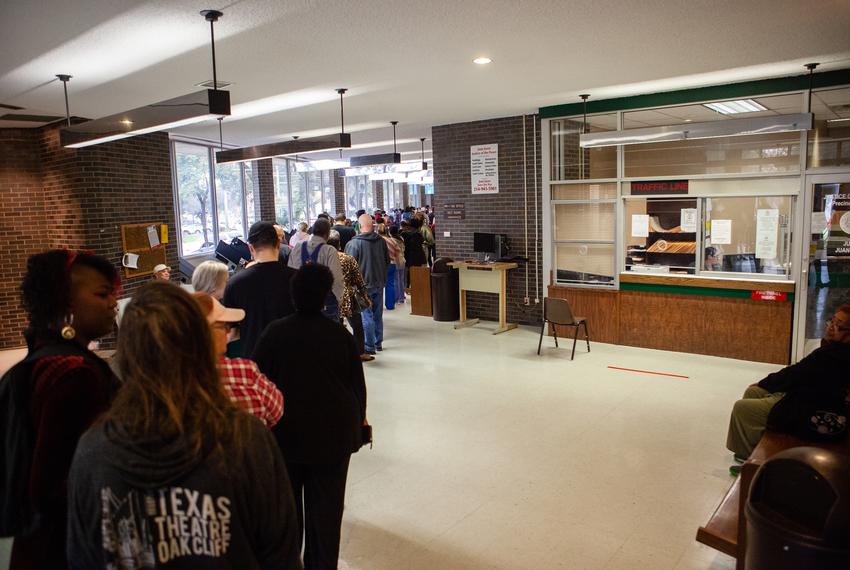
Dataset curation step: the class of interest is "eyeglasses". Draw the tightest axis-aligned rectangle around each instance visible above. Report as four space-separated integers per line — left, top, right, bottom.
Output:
826 318 850 332
213 322 235 331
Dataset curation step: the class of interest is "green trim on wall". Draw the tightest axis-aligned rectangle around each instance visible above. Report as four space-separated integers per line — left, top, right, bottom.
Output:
620 281 795 302
540 68 850 119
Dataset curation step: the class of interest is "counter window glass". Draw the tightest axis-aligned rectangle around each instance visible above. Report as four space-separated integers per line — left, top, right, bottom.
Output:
702 196 793 277
550 113 617 181
624 198 698 275
808 86 850 169
555 243 616 286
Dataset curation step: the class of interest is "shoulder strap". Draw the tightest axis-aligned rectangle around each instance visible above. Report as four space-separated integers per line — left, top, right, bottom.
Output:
310 243 323 264
300 241 310 265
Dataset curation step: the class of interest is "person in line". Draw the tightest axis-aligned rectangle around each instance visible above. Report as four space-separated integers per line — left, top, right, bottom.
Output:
726 304 850 462
287 218 344 322
191 259 229 300
67 282 302 568
376 223 401 310
353 209 366 233
389 226 406 304
252 264 367 570
289 222 309 249
9 250 121 569
194 292 284 427
415 212 435 267
152 263 170 281
345 214 390 354
400 218 426 288
333 214 356 250
275 223 293 264
223 221 296 357
328 231 372 362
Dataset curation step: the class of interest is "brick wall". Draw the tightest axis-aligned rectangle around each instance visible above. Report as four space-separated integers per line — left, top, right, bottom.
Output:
432 115 543 326
333 170 346 217
255 158 276 222
0 124 177 348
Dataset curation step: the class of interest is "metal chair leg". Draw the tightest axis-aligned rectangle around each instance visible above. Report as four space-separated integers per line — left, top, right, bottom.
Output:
583 321 590 353
571 325 579 360
553 327 558 348
537 320 546 355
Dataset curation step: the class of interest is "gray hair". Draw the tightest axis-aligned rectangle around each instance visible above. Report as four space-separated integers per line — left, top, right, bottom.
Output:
191 260 229 296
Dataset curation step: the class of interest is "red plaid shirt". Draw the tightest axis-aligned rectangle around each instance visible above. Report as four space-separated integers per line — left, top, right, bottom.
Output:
218 356 284 427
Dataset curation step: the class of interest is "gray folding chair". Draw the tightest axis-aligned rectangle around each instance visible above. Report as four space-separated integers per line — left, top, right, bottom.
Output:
537 297 590 360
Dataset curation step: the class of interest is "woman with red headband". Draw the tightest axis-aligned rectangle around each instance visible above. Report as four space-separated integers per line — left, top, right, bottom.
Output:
7 250 120 569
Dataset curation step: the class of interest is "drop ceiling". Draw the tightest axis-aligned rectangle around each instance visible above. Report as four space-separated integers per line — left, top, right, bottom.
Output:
2 0 850 160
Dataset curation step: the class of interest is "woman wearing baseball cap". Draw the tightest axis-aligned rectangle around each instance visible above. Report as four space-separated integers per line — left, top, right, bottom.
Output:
194 292 284 428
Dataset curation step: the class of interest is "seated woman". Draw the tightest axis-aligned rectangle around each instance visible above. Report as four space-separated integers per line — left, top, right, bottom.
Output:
194 292 284 427
67 282 301 567
726 304 850 463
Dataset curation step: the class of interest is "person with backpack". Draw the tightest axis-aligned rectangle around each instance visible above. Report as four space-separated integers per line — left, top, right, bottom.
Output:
67 282 302 568
3 250 120 569
287 218 344 322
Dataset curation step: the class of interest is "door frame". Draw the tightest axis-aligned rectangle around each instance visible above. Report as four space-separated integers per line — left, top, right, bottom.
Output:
792 172 850 361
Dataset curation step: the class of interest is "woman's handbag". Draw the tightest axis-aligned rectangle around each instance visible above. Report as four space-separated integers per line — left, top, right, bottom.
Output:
354 284 371 312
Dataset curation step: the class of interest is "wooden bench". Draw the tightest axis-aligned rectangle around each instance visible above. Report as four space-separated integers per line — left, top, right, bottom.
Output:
696 431 850 569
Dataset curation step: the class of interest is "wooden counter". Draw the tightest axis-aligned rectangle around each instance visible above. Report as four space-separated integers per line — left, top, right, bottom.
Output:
548 273 796 364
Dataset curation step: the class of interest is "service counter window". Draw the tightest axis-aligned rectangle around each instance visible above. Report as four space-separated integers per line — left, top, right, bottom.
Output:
808 86 850 168
625 197 698 275
552 182 616 286
550 113 617 181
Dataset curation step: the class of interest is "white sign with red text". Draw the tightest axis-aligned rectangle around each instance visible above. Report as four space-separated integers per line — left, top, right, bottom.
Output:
471 144 499 194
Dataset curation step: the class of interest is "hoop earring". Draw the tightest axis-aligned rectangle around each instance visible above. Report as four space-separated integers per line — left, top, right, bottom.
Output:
61 313 76 340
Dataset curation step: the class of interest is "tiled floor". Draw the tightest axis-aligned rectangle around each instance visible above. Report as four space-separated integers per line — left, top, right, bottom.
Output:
0 307 780 569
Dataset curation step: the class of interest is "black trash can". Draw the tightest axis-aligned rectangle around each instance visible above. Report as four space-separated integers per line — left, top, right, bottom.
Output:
745 446 850 569
431 257 459 322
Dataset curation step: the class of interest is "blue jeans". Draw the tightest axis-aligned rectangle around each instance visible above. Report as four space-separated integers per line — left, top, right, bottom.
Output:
385 264 397 310
362 286 384 352
395 264 405 303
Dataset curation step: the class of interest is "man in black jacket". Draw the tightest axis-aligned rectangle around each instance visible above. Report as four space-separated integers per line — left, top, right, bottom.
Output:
252 264 367 570
222 221 296 357
726 304 850 459
333 214 355 250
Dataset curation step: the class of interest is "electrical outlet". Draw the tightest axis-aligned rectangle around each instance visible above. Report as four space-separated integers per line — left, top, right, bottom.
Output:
534 298 540 304
523 296 530 305
443 231 451 237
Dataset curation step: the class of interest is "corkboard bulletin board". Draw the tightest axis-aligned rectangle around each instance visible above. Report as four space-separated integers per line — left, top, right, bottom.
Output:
121 222 168 278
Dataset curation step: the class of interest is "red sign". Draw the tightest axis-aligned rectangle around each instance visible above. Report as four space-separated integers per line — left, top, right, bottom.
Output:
751 290 787 302
631 180 689 195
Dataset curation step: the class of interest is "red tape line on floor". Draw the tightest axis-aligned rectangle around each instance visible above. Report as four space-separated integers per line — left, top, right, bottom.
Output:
607 366 689 379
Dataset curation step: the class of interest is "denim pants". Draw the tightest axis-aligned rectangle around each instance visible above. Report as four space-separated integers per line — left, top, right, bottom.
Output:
362 286 384 352
385 264 397 310
395 264 405 303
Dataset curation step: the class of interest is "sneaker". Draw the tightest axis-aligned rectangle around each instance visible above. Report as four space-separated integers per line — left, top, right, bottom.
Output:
359 354 375 362
376 345 383 352
365 350 376 355
729 464 742 477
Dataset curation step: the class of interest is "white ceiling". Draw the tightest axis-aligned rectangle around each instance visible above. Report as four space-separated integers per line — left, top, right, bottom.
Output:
2 0 850 159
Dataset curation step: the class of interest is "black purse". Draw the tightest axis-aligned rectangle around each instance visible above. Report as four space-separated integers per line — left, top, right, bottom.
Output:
361 424 373 449
354 284 372 313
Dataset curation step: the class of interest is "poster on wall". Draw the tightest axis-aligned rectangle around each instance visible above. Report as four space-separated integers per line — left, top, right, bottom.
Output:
680 209 698 233
755 209 779 259
470 144 499 194
711 219 732 245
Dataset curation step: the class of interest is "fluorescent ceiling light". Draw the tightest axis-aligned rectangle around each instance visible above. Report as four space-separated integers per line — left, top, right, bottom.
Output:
215 132 351 163
703 99 767 115
229 88 340 120
826 117 850 123
294 158 350 172
473 57 492 65
61 89 230 148
580 113 812 148
348 162 428 177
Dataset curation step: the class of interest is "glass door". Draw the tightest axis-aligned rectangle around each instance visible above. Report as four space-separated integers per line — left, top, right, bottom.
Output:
795 175 850 359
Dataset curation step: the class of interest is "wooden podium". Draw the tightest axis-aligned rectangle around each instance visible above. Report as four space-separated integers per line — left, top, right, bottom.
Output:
447 261 518 334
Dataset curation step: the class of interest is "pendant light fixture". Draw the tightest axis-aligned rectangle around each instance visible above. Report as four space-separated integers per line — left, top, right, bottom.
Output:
216 88 352 163
419 137 428 171
56 74 72 126
805 62 819 113
60 9 231 148
349 120 402 167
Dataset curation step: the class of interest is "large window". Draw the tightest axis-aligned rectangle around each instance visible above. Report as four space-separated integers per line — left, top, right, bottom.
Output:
808 86 850 168
550 113 617 181
345 175 372 218
174 141 253 257
273 160 336 228
273 159 291 229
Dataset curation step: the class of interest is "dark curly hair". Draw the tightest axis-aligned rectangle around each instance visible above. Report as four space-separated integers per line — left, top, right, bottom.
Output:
291 263 333 313
20 250 119 333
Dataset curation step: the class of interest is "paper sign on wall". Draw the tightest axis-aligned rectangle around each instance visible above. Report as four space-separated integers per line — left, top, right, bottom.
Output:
631 214 649 238
755 209 779 259
680 209 698 233
470 144 499 194
147 225 160 248
711 219 732 245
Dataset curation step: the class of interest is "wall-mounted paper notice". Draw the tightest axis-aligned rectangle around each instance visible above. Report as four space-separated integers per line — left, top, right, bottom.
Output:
811 212 828 235
147 225 160 248
755 209 779 259
122 252 139 269
711 219 732 245
680 209 698 233
631 214 649 237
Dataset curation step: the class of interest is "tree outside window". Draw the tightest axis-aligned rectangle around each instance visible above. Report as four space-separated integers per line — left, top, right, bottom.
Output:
175 142 215 256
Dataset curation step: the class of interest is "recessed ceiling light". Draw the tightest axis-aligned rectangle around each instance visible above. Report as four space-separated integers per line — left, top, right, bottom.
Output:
473 57 492 65
703 99 767 115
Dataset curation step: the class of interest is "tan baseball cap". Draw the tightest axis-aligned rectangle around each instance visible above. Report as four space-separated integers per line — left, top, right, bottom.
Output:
192 292 245 324
153 264 170 273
